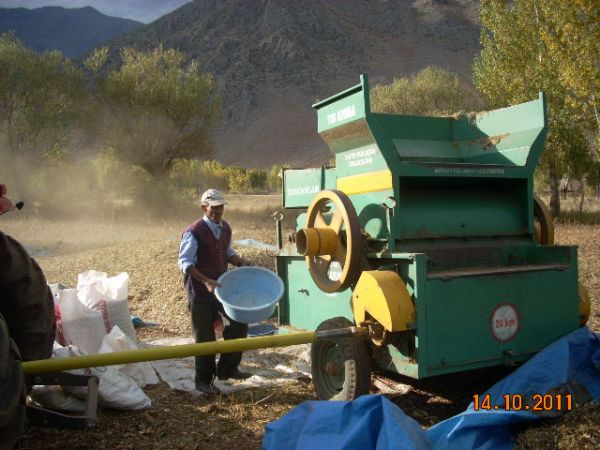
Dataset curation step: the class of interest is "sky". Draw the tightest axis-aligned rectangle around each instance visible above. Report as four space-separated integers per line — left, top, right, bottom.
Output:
0 0 193 23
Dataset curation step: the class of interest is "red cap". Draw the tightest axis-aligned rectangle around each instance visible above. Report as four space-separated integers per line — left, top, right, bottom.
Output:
0 184 14 214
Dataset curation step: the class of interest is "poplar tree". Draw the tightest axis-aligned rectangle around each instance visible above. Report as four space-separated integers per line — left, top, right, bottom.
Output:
474 0 598 216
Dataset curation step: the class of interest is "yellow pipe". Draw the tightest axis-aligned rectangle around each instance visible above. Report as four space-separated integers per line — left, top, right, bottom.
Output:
22 331 317 375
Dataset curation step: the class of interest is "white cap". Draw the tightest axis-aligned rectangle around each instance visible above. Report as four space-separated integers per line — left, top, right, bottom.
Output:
200 188 228 206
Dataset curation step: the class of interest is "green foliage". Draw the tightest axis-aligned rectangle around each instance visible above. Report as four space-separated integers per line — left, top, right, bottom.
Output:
93 45 222 177
474 0 599 214
267 165 283 192
370 66 484 115
90 151 149 199
0 33 85 162
84 47 109 74
168 159 281 203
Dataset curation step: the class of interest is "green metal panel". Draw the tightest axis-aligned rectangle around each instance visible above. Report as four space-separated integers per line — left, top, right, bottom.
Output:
396 177 529 240
350 192 392 240
278 255 354 330
313 76 369 134
366 94 546 176
423 249 578 376
335 142 389 177
283 167 336 208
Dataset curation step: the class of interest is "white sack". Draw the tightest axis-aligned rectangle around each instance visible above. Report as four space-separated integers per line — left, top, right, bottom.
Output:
76 270 137 343
98 326 159 387
54 345 151 411
58 289 106 354
29 385 86 412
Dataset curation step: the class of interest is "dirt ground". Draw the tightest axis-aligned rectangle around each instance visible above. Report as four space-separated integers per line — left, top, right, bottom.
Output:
1 206 598 449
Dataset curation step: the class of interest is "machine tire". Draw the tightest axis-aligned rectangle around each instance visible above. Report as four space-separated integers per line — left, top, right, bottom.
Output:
0 231 55 364
0 230 55 447
0 313 26 449
311 317 371 401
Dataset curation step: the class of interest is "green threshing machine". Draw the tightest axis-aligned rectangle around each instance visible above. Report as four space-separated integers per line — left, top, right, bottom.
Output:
275 74 589 400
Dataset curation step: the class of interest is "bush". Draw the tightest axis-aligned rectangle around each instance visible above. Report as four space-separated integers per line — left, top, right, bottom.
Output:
168 159 281 198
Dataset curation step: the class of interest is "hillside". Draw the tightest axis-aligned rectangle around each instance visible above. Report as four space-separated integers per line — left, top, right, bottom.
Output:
0 6 142 58
110 0 481 168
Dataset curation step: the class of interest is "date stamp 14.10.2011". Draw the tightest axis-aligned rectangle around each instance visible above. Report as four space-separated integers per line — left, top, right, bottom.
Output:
473 393 573 412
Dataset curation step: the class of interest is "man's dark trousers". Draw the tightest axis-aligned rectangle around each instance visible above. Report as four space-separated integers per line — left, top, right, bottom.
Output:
189 293 248 384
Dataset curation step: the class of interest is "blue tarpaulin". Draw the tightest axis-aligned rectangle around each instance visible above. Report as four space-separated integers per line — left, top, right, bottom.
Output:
427 326 600 450
262 327 600 450
263 394 432 450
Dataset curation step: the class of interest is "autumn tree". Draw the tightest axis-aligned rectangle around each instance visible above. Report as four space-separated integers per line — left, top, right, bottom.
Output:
473 0 598 216
370 66 484 115
87 46 222 179
0 33 85 189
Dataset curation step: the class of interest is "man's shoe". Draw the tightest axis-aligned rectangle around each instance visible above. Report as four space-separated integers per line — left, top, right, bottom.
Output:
195 380 220 395
217 369 253 381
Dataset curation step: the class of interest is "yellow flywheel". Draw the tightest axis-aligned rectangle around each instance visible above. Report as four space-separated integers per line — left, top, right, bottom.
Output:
296 190 362 293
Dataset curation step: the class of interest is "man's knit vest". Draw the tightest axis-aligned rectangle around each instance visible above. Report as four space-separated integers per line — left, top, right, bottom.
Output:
184 218 232 300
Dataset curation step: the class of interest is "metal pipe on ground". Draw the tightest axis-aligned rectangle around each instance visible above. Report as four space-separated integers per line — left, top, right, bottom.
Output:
21 327 366 375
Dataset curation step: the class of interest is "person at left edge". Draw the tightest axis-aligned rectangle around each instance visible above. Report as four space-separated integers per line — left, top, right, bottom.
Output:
178 188 252 395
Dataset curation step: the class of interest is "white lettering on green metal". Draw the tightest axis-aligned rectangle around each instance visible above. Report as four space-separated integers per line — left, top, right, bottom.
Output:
327 105 357 125
287 185 320 196
344 147 376 168
434 167 505 175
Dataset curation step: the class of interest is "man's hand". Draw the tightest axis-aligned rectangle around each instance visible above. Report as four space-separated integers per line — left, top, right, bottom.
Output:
230 255 251 267
203 279 221 293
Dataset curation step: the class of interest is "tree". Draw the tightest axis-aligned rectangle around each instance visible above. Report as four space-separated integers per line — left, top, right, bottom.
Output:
473 0 597 216
0 34 84 162
88 46 222 179
370 66 484 115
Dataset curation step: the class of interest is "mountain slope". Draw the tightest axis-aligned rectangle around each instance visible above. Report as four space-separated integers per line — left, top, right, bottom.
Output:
0 6 142 58
108 0 482 168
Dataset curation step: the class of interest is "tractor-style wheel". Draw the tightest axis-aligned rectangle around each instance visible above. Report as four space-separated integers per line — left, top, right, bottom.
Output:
296 190 362 293
311 317 371 401
533 195 554 245
0 231 55 364
0 230 55 446
0 313 26 449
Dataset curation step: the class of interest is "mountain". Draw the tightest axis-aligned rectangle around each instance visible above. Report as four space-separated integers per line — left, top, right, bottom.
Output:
0 6 142 58
110 0 481 168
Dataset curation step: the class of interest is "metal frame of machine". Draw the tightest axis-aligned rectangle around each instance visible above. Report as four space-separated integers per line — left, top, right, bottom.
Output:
275 74 586 400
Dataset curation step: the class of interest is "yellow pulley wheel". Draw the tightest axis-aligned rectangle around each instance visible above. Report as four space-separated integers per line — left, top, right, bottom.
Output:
296 190 362 293
533 195 554 245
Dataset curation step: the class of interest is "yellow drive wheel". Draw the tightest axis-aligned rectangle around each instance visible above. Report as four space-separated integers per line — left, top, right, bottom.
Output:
296 190 362 293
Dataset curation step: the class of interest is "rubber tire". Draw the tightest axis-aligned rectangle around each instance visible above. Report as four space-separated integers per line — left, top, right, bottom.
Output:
0 313 26 449
311 317 371 401
0 231 55 363
0 231 55 447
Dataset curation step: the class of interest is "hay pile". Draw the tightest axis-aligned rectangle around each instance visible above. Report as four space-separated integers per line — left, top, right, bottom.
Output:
515 402 600 450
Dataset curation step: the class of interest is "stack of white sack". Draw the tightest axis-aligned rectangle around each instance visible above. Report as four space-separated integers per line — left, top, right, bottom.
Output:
38 271 159 411
31 341 152 411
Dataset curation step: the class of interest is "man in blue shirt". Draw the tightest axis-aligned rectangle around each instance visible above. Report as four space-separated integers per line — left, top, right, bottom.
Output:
178 189 252 394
